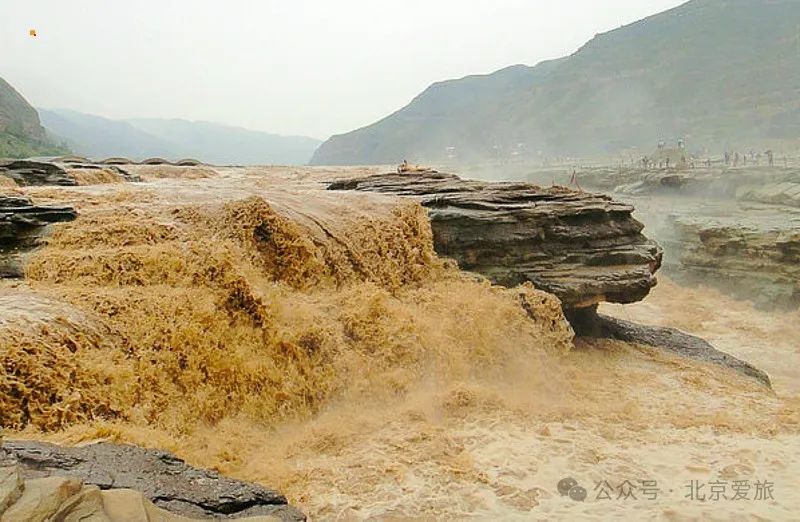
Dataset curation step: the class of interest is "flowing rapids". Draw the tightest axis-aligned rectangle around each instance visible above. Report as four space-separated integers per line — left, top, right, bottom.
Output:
1 166 798 520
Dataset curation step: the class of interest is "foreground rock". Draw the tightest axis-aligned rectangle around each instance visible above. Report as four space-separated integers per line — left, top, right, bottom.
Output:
568 307 772 387
329 172 662 309
1 439 305 521
0 195 77 277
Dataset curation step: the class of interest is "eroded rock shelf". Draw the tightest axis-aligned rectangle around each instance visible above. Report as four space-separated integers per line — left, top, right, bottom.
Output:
329 172 663 309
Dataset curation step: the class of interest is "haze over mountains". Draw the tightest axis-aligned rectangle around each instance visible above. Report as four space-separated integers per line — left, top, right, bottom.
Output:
312 0 800 165
1 79 321 164
5 0 799 166
0 77 66 158
39 109 321 165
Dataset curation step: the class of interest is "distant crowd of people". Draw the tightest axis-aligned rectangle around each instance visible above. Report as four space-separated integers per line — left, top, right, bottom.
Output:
636 140 788 171
722 149 779 167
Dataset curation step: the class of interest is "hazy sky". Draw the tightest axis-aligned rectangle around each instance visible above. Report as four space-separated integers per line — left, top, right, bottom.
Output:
1 0 685 139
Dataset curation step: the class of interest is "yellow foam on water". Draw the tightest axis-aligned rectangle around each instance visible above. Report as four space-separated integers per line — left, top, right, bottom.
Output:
5 191 570 434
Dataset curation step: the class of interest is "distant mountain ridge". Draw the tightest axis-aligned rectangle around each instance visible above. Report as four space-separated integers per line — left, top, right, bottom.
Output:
0 77 68 158
312 0 800 165
40 109 322 165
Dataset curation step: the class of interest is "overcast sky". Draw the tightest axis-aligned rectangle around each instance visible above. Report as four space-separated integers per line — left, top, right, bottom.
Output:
1 0 685 139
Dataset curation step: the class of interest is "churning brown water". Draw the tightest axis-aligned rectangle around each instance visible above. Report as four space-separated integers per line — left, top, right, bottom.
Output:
2 166 798 520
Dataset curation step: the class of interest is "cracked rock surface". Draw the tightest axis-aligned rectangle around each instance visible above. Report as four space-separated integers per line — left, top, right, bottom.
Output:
1 439 305 521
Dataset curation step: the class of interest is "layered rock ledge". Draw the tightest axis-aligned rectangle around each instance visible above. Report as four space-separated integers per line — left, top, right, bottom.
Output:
329 172 663 309
0 159 141 186
0 160 77 186
1 439 305 521
0 195 77 277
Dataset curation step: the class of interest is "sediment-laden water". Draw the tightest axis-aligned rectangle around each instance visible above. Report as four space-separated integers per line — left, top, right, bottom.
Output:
2 166 798 520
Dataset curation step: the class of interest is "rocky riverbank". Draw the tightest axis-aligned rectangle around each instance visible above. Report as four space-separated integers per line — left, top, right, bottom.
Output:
527 165 800 310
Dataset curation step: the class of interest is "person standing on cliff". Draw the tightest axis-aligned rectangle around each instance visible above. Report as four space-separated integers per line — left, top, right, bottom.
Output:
397 160 409 174
569 168 583 191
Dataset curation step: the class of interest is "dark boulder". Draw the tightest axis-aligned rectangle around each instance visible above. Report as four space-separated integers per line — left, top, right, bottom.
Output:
568 306 771 387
